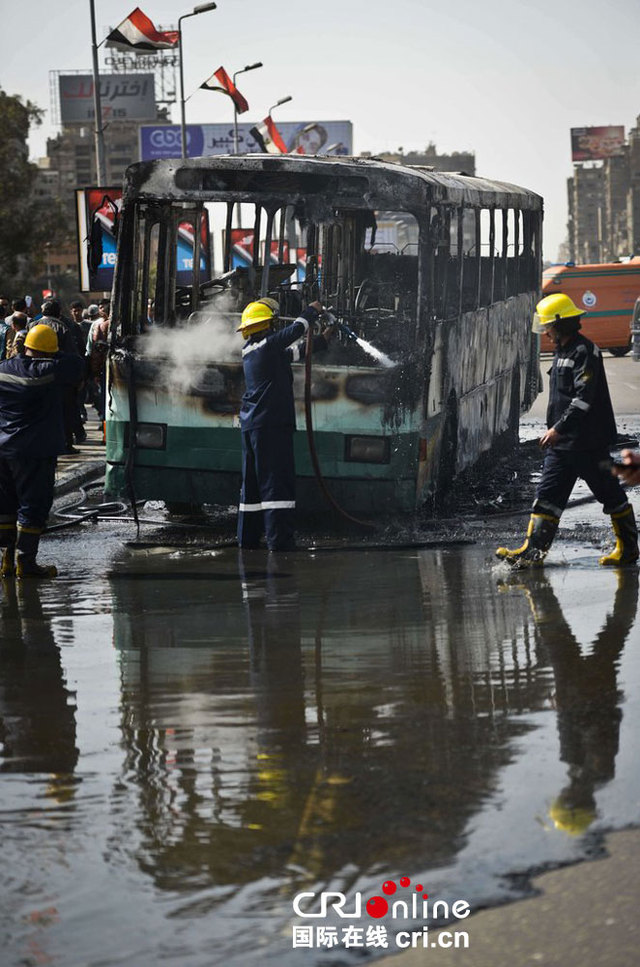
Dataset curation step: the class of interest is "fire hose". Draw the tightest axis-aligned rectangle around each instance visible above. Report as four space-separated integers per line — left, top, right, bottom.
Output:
304 317 376 530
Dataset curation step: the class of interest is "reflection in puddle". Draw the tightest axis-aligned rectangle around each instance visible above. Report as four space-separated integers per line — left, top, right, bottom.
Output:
0 546 638 966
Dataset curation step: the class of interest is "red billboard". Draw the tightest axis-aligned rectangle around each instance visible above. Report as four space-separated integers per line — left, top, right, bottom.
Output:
570 126 625 162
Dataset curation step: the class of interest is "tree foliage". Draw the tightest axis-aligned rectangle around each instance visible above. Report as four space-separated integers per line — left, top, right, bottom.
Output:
0 87 68 294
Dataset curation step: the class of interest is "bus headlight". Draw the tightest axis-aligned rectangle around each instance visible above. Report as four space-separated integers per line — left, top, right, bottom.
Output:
344 435 390 464
133 423 167 449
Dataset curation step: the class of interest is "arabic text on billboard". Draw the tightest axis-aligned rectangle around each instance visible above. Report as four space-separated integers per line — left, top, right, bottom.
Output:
570 126 625 162
140 121 353 160
60 73 156 123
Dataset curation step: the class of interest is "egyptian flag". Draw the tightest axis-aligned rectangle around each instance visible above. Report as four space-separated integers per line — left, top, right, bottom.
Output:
200 67 249 114
105 8 179 52
250 116 287 155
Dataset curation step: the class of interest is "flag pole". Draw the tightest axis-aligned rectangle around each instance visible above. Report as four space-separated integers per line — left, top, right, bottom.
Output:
89 0 107 183
232 62 263 154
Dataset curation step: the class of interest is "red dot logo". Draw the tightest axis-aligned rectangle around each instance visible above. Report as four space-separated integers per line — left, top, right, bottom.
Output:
400 876 410 888
382 880 396 896
366 896 389 919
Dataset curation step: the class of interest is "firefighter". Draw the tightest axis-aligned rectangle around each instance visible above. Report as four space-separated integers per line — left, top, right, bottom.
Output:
496 293 638 568
237 297 330 551
0 324 85 578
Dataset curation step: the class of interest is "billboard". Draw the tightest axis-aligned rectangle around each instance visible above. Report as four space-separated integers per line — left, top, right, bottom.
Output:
570 126 626 162
60 73 156 123
76 187 210 292
228 229 291 270
76 187 123 292
140 121 353 160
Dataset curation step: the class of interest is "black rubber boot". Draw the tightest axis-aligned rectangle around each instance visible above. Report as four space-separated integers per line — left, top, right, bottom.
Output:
600 505 639 566
496 513 559 568
16 555 58 579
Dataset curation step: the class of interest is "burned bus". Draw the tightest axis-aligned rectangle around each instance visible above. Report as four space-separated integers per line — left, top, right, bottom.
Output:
104 155 542 515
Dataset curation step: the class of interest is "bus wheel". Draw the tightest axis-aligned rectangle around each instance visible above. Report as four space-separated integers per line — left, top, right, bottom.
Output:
608 345 631 357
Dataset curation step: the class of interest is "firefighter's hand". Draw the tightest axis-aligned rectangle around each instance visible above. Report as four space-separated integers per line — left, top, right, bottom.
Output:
540 428 561 449
309 300 323 312
614 449 640 486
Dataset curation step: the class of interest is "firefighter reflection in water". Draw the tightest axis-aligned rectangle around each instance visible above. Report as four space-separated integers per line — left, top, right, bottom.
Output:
236 298 333 552
512 570 638 836
0 581 78 799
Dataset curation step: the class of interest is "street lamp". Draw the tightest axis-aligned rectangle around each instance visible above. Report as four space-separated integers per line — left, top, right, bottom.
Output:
232 62 263 154
268 95 292 115
179 2 217 160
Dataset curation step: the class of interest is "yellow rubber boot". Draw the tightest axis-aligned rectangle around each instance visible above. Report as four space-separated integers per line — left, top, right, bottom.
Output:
600 506 639 566
1 545 15 578
496 513 559 568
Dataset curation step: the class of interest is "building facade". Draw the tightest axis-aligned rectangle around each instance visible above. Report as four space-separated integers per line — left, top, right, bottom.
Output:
567 116 640 264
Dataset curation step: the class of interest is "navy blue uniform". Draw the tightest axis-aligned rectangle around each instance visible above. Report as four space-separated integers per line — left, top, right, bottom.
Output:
238 306 319 550
0 353 85 557
534 333 628 518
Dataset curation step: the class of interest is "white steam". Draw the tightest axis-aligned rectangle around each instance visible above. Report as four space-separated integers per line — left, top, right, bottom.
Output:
143 295 242 390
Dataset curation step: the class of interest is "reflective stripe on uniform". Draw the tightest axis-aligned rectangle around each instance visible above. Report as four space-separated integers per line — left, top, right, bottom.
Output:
17 524 43 535
556 358 575 369
242 338 268 357
0 372 55 387
570 398 590 412
239 500 296 512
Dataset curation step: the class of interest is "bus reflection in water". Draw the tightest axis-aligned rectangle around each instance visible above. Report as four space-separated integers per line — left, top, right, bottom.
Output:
104 156 542 515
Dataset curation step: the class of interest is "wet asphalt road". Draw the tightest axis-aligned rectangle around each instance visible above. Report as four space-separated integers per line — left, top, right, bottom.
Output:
0 356 639 967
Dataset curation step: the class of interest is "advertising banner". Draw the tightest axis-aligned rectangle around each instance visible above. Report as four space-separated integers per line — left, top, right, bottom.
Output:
140 121 353 160
60 73 156 123
229 228 254 269
76 187 122 292
228 230 292 270
570 126 626 162
176 218 211 285
76 187 210 292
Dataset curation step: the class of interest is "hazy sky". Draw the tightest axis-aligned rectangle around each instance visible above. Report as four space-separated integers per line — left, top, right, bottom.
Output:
3 0 639 261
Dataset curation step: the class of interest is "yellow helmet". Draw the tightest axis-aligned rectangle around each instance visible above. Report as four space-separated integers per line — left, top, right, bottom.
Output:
532 293 584 333
237 300 277 339
549 798 596 836
24 323 59 354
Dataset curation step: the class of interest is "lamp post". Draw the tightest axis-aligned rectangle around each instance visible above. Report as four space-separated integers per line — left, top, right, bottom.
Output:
268 95 292 116
89 0 106 183
179 2 217 160
232 62 263 154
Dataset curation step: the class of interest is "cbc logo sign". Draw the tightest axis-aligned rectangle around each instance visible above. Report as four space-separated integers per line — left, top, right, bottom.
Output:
582 290 597 308
150 129 185 149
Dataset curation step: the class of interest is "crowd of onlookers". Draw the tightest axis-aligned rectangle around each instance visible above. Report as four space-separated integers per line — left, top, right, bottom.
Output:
0 295 110 453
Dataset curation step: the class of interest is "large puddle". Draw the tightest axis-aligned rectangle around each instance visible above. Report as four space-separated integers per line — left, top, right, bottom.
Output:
1 537 639 965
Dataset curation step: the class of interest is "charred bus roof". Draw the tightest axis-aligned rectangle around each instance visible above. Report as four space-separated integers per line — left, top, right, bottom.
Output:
123 154 543 214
